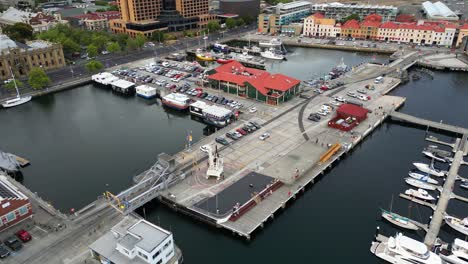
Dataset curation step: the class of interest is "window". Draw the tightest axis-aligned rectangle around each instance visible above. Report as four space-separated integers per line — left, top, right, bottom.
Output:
152 250 161 260
6 212 15 222
18 206 28 216
137 251 147 260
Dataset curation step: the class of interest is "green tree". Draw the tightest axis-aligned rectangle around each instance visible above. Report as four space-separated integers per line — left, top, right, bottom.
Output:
126 38 138 51
91 35 108 51
235 18 245 27
207 21 220 32
3 23 33 42
225 18 236 29
107 5 119 11
87 44 98 58
115 33 129 49
94 0 108 6
3 80 24 90
135 35 147 50
85 60 104 72
106 42 121 53
28 67 51 89
343 13 360 22
61 38 81 55
241 15 254 25
151 31 165 42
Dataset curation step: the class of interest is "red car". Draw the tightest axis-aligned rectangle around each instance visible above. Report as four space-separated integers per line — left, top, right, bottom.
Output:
15 229 31 242
236 128 247 135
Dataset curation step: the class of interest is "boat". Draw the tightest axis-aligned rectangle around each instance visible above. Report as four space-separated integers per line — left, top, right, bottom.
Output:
202 105 233 128
405 177 437 190
91 72 119 87
216 58 234 64
413 162 446 177
444 214 468 236
1 67 32 108
161 93 191 110
404 188 436 201
259 38 282 48
461 180 468 190
196 53 215 61
423 146 453 159
110 79 135 96
251 45 261 53
260 48 284 60
440 239 468 264
422 150 448 163
189 100 208 117
381 208 419 231
213 43 229 53
408 171 439 185
370 232 443 264
135 85 158 99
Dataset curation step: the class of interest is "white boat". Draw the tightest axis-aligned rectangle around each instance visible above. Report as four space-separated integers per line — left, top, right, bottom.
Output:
405 177 437 190
161 93 191 111
381 208 419 231
422 150 448 163
259 38 282 48
2 67 31 108
260 48 284 60
405 188 436 201
440 239 468 264
461 181 468 190
444 214 468 236
370 233 443 264
135 85 157 99
408 171 439 185
413 162 446 177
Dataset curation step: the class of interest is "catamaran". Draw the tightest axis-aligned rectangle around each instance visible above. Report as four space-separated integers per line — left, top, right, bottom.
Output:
405 177 437 190
408 170 439 185
1 68 32 108
404 188 436 201
413 162 446 177
444 214 468 236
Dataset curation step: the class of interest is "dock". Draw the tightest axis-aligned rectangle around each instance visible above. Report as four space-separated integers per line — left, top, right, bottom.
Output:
389 111 468 135
12 154 30 167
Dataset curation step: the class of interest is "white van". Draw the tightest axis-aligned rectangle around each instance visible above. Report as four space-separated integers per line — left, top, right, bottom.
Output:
374 76 384 84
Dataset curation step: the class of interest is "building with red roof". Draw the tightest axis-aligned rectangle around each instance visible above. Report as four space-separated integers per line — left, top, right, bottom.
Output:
396 14 416 23
328 104 368 131
70 11 121 31
206 61 301 105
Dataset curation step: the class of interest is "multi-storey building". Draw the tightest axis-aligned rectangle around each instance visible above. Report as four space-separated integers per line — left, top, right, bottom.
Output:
0 7 68 33
69 11 120 31
258 1 311 34
303 13 339 38
0 175 33 231
176 0 208 18
456 24 468 47
311 2 397 22
0 34 65 80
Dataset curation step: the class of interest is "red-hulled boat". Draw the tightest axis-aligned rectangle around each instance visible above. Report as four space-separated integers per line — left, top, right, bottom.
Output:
216 58 234 64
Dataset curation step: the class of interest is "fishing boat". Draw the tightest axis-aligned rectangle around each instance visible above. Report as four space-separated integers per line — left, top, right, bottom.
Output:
260 48 284 60
196 53 215 61
404 188 436 201
405 177 437 190
422 150 448 163
216 58 234 64
370 233 443 264
161 93 191 111
259 38 282 48
381 208 419 230
440 239 468 264
408 170 439 185
413 162 446 177
444 214 468 236
1 68 32 108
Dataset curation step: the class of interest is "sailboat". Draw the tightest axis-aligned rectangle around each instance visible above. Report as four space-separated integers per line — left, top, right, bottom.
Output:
380 195 419 230
2 68 32 108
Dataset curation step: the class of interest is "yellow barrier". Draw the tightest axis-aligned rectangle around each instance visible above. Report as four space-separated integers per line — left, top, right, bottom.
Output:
319 143 341 163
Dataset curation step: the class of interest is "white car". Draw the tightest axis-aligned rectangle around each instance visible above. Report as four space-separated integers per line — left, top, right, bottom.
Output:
200 145 210 153
248 107 257 113
317 110 329 116
330 100 341 106
357 94 369 101
234 131 243 138
347 91 357 98
259 132 270 140
335 96 346 103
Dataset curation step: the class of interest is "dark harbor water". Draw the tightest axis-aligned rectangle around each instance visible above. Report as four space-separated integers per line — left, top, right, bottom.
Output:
1 47 467 263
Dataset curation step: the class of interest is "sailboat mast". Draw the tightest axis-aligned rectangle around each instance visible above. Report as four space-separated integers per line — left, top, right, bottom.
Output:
9 67 19 97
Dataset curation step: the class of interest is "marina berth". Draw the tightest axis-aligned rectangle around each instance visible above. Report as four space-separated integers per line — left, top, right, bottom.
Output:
202 105 233 128
189 100 209 117
110 79 136 95
135 85 158 99
161 93 191 111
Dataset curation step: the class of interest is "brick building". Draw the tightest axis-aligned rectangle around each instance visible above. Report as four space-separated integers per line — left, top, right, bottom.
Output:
0 175 33 232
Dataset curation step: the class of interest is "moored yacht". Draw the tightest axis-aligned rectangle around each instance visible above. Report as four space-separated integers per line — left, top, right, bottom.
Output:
404 188 436 201
371 233 442 264
161 93 191 111
259 38 282 48
1 67 31 108
408 171 439 185
260 48 284 60
440 239 468 264
413 162 446 177
405 177 437 190
380 209 419 231
444 214 468 236
422 150 449 163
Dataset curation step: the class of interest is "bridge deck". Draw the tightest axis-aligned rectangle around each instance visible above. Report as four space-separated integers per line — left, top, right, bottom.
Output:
390 111 468 134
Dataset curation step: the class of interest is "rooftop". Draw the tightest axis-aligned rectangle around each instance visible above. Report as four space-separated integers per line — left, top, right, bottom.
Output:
0 175 29 201
312 2 396 9
422 1 458 19
0 7 33 24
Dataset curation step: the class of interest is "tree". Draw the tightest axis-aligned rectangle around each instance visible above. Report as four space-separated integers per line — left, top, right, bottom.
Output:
207 21 221 32
126 38 138 51
241 15 254 25
85 60 104 72
61 38 81 55
91 35 108 51
151 31 165 43
135 35 147 50
3 80 24 90
225 18 236 29
87 44 98 58
107 5 119 11
3 23 33 42
28 67 51 90
115 33 129 49
106 42 121 53
343 13 360 22
235 18 245 27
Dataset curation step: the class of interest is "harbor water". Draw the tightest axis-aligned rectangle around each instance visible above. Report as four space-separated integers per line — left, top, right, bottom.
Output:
0 47 467 263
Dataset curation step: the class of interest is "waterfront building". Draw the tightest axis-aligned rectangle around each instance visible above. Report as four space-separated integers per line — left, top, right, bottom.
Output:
0 34 65 80
219 0 260 19
258 1 311 34
89 216 180 264
0 175 33 232
456 23 468 48
0 0 34 9
328 104 368 132
0 7 68 33
110 0 216 37
68 11 120 31
311 2 397 22
422 1 459 21
303 13 339 38
206 60 301 105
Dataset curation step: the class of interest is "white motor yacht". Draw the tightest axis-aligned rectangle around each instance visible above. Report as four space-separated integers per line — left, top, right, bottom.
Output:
260 48 284 60
444 214 468 236
404 188 436 201
408 171 439 185
422 151 448 163
440 239 468 264
405 177 437 190
371 233 443 264
259 38 282 48
413 162 446 177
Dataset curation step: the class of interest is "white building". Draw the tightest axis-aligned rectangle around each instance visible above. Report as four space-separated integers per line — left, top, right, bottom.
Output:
0 7 67 33
303 13 340 38
422 1 459 21
311 2 397 22
89 216 180 264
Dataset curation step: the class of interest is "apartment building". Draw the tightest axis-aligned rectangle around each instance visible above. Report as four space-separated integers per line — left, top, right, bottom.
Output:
176 0 209 18
258 1 311 34
303 13 339 38
311 2 397 22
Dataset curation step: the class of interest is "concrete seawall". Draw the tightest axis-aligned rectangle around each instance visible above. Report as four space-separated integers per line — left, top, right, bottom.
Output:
282 41 397 54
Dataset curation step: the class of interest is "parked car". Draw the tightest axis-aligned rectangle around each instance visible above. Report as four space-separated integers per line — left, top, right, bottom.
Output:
347 91 357 98
236 128 247 135
15 230 31 243
259 132 270 140
226 132 238 140
249 121 261 129
215 137 229 145
0 244 9 258
248 107 257 113
4 236 22 251
308 113 321 122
